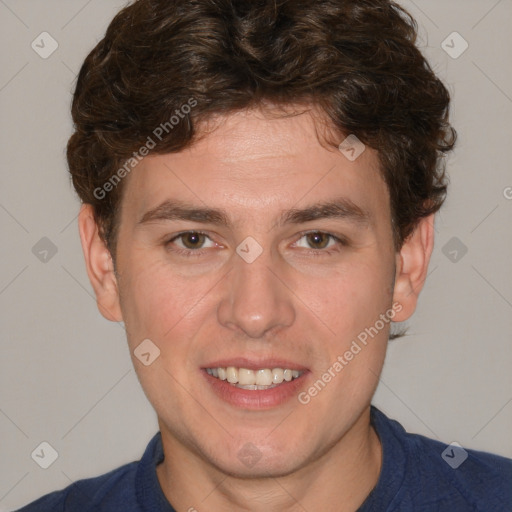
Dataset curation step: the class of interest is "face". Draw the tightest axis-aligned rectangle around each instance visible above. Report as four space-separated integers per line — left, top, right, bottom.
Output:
80 106 432 478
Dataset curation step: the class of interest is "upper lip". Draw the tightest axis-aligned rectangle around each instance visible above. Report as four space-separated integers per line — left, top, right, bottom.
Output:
202 358 309 372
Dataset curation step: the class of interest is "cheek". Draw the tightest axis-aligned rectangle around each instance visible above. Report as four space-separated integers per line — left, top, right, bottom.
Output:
118 256 223 360
300 260 394 342
120 262 203 397
118 259 188 345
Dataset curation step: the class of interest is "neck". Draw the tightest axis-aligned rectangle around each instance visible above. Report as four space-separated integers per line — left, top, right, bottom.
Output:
156 406 382 512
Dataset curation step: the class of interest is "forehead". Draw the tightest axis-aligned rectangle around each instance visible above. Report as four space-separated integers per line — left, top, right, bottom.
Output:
120 107 389 227
192 106 331 162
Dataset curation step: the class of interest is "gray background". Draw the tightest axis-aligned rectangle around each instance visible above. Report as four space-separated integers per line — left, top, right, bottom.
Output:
1 0 511 509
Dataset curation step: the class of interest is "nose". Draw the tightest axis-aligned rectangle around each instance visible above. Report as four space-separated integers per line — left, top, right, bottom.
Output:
216 246 295 339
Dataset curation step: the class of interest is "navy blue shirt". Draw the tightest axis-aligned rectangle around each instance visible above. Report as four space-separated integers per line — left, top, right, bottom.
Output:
16 406 512 511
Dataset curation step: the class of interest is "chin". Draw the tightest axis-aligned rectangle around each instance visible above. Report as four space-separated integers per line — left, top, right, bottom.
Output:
203 439 311 479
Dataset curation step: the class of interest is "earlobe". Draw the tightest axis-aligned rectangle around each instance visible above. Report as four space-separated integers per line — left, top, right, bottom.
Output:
78 204 123 323
391 214 435 322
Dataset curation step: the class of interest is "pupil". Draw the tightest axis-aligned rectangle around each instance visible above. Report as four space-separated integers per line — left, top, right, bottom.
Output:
185 233 202 248
310 232 327 248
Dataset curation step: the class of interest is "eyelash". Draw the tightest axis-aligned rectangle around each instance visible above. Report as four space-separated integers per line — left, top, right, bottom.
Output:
164 230 348 258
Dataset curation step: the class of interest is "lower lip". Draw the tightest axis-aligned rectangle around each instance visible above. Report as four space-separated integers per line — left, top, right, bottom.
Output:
202 370 309 410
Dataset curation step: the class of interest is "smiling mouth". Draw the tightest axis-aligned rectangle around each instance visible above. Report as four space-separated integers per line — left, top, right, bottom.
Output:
204 366 304 390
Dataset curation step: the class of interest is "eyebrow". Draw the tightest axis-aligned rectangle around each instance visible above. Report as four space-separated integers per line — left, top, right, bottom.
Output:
138 197 372 229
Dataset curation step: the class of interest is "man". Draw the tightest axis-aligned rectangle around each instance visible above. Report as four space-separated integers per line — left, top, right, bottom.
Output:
17 0 512 510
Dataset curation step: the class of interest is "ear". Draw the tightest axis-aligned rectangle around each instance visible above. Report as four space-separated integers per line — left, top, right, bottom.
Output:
78 204 123 322
391 214 435 322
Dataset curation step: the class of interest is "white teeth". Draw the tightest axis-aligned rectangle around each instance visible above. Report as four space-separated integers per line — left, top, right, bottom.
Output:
238 368 254 385
226 366 238 383
236 384 279 390
205 366 303 386
256 369 273 386
272 368 284 384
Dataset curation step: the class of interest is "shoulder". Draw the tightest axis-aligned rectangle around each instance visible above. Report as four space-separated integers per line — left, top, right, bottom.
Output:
15 460 139 512
408 432 512 509
374 408 512 510
13 430 167 512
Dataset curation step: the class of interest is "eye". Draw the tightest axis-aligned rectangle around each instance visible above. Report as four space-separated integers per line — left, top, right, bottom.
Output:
294 231 346 255
165 231 216 256
164 230 347 258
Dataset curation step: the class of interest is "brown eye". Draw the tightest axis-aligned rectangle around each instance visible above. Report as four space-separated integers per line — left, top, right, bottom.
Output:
166 231 216 256
305 232 331 249
294 231 346 256
180 232 207 249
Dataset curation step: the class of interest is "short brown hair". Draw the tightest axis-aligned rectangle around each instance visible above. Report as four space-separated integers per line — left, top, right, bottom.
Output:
67 0 456 260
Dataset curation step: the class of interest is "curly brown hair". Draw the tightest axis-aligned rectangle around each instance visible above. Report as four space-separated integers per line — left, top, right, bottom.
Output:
67 0 456 262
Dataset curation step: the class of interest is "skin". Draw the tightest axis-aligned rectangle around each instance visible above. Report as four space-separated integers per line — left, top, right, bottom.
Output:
79 105 434 512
